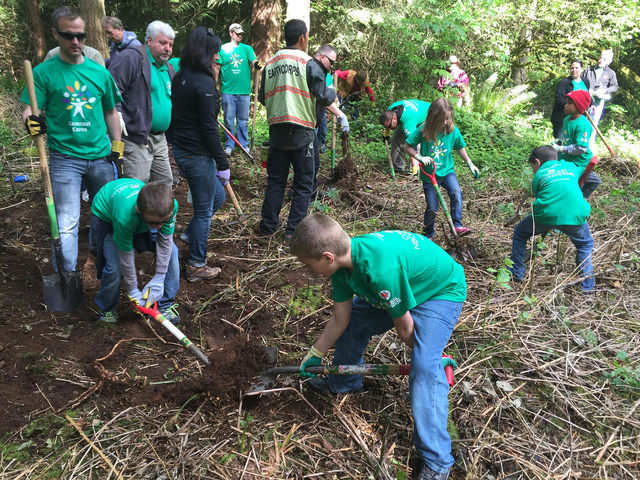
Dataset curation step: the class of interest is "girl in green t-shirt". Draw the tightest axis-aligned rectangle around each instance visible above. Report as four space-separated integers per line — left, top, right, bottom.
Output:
404 98 480 238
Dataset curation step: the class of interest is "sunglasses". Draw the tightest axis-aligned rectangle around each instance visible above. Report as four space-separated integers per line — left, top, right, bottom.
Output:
56 29 87 41
324 55 335 66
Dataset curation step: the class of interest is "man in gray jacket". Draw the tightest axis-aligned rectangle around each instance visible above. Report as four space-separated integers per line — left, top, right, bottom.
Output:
108 20 175 185
101 16 141 66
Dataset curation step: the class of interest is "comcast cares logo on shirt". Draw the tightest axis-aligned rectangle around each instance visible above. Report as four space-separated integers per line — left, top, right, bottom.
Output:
230 52 243 68
379 290 391 301
62 81 96 119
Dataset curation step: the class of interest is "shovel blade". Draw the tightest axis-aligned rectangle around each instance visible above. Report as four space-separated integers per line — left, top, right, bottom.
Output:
43 272 83 312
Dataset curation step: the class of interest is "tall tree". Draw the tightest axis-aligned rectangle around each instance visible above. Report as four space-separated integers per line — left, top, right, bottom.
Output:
251 0 281 61
25 0 47 63
286 0 310 31
78 0 108 59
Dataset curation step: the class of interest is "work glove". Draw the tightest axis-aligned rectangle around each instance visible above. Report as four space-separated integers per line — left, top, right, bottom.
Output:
216 168 230 186
118 111 128 137
300 346 325 378
142 274 165 308
107 140 125 177
441 356 458 370
338 115 349 133
551 143 565 153
25 114 47 136
382 129 391 143
411 164 419 176
415 155 433 167
254 61 263 70
468 162 480 179
127 288 145 306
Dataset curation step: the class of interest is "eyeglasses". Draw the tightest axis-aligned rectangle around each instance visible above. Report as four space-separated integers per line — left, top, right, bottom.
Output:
56 29 87 41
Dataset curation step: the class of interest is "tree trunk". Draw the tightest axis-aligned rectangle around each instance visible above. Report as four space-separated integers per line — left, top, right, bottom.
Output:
251 0 282 62
511 0 537 85
286 0 310 31
25 0 47 64
78 0 109 60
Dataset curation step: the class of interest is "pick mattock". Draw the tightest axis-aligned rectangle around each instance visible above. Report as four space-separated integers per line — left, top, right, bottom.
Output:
224 182 254 225
132 301 210 365
585 111 618 159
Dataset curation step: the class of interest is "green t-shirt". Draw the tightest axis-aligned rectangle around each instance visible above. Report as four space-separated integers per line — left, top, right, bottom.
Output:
331 231 467 318
572 79 587 91
147 47 172 132
558 115 593 168
530 160 590 225
168 57 180 72
218 42 257 95
91 178 177 252
407 125 466 179
20 56 120 159
388 99 431 137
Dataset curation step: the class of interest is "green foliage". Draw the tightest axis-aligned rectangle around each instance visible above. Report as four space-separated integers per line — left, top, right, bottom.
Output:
603 351 640 390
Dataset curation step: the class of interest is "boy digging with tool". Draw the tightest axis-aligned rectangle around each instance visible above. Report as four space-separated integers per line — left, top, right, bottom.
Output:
90 179 181 323
508 146 595 292
290 214 466 480
553 90 601 198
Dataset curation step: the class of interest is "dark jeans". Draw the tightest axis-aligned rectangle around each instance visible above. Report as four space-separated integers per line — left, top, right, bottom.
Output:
422 172 463 237
172 146 226 267
316 110 328 148
509 216 595 291
260 143 315 235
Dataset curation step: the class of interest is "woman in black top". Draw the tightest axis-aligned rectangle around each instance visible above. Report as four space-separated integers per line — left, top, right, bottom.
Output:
550 60 590 138
169 27 228 282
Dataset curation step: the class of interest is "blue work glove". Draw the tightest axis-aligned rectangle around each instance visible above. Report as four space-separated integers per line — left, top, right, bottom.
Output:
142 274 165 307
338 115 349 133
300 346 326 378
127 288 145 306
216 168 230 186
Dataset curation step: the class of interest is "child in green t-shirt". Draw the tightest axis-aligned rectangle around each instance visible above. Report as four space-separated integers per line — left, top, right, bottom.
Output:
553 89 601 198
508 146 595 292
289 213 466 480
404 98 480 238
90 179 181 323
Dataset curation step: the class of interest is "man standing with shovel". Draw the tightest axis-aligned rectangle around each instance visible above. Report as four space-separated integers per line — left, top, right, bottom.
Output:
21 6 122 276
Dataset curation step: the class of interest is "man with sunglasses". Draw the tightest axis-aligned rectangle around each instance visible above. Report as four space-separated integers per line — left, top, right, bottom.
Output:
20 6 122 276
218 23 261 157
108 20 176 186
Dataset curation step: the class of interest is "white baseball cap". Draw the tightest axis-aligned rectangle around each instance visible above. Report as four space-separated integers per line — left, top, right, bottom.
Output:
229 23 244 34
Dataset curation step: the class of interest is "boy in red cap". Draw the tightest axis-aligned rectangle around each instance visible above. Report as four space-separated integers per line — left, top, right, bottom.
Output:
552 90 601 198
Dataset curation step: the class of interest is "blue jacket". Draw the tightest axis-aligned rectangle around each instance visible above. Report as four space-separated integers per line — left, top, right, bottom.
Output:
108 45 175 144
106 30 141 67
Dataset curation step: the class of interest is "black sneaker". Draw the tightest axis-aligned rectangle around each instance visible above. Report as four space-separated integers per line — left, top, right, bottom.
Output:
254 223 275 237
417 462 450 480
306 377 363 394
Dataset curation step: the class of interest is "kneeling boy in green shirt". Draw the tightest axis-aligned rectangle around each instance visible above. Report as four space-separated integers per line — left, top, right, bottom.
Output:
509 145 595 292
90 179 181 323
290 214 466 480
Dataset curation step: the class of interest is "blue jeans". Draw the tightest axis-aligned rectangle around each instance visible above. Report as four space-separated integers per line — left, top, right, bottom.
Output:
422 172 463 237
222 93 250 151
327 297 462 474
581 171 601 199
316 110 328 148
92 232 180 312
509 216 595 291
172 146 226 267
49 151 114 271
259 143 315 235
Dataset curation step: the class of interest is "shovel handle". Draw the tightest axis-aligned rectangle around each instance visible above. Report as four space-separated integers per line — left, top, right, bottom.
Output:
218 119 254 162
584 111 615 157
384 138 396 180
417 159 458 239
578 156 598 188
224 182 245 219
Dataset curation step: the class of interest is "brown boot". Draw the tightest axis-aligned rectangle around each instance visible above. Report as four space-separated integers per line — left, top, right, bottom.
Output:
185 264 221 283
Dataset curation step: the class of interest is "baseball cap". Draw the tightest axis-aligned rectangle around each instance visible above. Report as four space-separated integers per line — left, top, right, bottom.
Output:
229 23 244 34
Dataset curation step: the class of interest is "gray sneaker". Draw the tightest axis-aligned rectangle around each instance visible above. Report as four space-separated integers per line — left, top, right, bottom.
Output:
417 462 449 480
224 147 232 157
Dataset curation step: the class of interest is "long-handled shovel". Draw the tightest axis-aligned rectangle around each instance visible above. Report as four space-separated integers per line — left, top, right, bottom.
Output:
417 160 459 241
217 119 254 163
133 301 210 365
250 68 261 152
585 111 617 159
384 137 396 180
24 60 83 312
251 355 456 393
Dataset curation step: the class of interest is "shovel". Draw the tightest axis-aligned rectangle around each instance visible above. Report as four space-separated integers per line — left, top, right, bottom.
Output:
217 119 254 163
416 159 459 241
133 301 210 365
384 137 396 180
250 355 456 393
24 60 83 312
250 68 261 152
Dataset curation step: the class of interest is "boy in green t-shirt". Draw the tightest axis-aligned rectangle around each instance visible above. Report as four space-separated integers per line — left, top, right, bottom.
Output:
509 146 595 292
290 214 466 480
553 89 601 198
90 179 181 323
